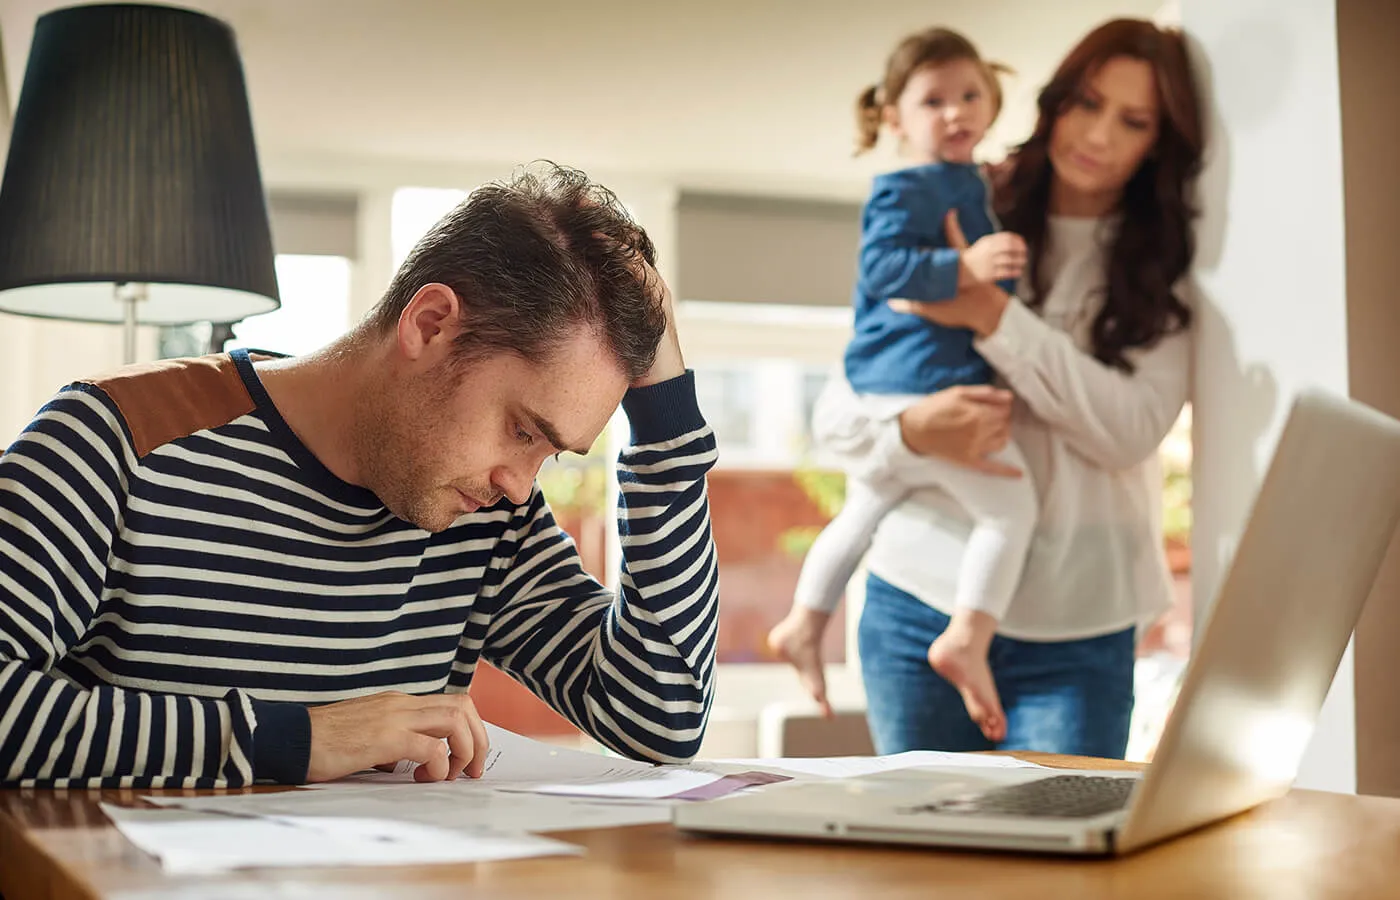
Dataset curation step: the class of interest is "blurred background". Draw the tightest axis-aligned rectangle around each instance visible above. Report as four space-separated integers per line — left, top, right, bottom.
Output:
0 0 1219 761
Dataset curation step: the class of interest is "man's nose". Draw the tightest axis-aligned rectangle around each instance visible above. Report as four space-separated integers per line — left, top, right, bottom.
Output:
493 463 537 506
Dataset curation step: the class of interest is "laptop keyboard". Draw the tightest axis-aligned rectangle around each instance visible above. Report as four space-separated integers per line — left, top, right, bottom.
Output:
905 775 1137 819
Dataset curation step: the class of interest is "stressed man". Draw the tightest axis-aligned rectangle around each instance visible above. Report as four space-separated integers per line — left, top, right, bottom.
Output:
0 164 718 787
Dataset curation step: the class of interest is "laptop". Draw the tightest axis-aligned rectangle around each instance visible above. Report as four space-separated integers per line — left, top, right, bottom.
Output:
675 390 1400 855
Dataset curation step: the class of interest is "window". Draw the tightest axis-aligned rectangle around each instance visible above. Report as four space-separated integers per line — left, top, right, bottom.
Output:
799 365 834 454
531 430 612 575
694 367 757 449
227 255 352 356
680 302 854 672
156 254 352 359
391 187 472 271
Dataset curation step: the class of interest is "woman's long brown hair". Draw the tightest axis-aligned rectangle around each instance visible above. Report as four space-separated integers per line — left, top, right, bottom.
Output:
997 18 1204 372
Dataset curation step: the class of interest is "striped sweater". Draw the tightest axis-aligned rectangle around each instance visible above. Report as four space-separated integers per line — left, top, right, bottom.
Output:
0 350 719 788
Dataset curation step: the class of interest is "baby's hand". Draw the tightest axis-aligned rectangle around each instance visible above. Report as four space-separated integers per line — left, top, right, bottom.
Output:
962 231 1027 284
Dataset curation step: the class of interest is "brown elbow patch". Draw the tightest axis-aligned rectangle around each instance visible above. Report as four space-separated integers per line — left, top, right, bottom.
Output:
82 355 257 458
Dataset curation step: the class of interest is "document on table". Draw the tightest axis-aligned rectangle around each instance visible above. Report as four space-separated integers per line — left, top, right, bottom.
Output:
307 723 778 801
141 726 1040 843
517 768 790 801
144 725 775 835
101 804 580 874
691 750 1047 780
144 783 675 834
307 723 658 790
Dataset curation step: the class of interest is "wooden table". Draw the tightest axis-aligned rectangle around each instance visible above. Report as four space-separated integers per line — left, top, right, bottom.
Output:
4 754 1400 899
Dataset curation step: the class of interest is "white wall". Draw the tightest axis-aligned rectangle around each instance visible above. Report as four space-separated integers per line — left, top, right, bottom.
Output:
0 0 1163 440
0 317 160 446
1183 0 1354 792
1 0 1160 197
1337 0 1400 800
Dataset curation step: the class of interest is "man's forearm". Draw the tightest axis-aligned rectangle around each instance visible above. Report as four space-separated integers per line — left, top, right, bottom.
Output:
585 372 719 761
481 372 719 762
0 662 259 788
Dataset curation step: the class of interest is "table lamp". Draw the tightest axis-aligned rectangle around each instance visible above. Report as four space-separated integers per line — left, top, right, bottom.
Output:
0 3 279 365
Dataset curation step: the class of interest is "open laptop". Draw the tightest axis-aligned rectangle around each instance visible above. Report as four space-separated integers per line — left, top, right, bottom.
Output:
676 390 1400 855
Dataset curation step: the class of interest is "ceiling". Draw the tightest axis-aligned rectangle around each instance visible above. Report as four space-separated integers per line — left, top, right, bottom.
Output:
0 0 1162 197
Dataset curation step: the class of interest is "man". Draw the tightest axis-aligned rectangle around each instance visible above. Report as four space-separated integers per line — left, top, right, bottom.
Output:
0 164 718 788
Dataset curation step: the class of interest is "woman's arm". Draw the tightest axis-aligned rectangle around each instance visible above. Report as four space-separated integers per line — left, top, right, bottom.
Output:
888 213 1192 472
889 280 1190 471
811 376 1020 481
975 298 1190 470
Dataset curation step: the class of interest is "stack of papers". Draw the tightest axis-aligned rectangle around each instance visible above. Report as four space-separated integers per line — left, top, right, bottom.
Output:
100 804 580 875
110 722 1046 873
695 749 1042 779
143 781 678 835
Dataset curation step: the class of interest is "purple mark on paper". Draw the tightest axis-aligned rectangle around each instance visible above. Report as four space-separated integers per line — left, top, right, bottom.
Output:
667 771 791 802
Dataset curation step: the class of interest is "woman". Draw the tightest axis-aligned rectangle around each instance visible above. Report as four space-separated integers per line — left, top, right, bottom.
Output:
778 18 1204 758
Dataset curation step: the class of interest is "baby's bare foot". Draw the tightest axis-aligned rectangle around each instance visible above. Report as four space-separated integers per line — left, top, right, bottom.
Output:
928 635 1006 742
768 610 833 718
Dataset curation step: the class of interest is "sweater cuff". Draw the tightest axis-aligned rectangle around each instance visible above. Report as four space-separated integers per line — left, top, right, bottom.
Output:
973 296 1046 371
250 698 312 785
621 370 706 445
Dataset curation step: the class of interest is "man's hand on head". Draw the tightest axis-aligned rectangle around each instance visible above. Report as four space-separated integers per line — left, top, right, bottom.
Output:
631 260 685 388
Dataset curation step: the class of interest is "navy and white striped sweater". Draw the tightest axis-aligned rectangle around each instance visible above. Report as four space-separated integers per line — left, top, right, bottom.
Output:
0 349 719 788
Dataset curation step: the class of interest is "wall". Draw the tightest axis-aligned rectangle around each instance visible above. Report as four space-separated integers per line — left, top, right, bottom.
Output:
1184 0 1350 794
0 0 1163 195
1184 0 1400 794
1338 0 1400 800
0 317 158 446
0 0 1162 439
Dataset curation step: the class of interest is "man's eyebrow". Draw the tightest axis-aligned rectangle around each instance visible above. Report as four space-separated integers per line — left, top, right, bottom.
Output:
525 408 591 456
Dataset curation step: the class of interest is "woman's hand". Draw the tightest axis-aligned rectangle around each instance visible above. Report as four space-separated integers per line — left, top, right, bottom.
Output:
898 385 1021 478
889 211 1012 337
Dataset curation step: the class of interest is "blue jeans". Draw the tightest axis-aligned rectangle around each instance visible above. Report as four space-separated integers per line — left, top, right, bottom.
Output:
858 574 1135 758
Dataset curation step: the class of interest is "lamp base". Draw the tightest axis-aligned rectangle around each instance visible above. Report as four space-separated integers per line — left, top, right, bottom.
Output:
115 283 148 365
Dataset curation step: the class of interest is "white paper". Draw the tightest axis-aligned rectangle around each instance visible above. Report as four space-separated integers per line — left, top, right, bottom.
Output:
145 784 672 834
693 750 1045 780
101 803 580 874
478 725 659 783
145 726 689 834
333 724 747 801
515 767 731 799
140 726 1040 845
307 723 658 791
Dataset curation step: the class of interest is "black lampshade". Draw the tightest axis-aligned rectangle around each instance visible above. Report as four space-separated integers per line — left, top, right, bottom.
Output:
0 3 279 325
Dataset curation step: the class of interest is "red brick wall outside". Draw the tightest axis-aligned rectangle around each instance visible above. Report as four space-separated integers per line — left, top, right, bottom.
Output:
704 470 847 664
468 472 1193 737
469 470 845 737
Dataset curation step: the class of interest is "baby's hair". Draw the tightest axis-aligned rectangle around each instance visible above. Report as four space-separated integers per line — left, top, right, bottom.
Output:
855 27 1013 154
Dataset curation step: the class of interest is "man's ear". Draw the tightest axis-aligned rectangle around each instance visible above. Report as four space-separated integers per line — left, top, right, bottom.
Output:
396 284 462 362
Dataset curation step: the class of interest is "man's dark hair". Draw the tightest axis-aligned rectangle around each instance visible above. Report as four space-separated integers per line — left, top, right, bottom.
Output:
368 162 665 380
